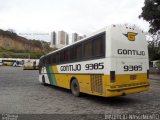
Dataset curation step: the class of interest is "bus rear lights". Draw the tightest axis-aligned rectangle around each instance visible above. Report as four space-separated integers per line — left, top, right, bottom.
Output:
110 71 116 83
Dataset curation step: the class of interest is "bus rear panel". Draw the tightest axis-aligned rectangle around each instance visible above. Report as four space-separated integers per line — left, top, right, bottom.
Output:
105 25 149 97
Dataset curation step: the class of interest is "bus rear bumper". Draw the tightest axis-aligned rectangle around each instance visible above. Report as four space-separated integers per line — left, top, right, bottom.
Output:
105 85 150 97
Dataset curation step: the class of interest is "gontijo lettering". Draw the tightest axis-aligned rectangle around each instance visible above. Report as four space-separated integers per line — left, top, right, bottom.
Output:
60 64 81 71
117 49 145 56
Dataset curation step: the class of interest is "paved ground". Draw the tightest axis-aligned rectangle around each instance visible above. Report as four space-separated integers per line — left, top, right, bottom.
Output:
0 66 160 119
150 74 160 80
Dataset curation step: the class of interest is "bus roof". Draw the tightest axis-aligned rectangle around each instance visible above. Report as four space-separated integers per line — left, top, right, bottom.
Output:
42 24 144 58
42 27 107 58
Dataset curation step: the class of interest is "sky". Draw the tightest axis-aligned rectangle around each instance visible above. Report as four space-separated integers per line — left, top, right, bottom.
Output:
0 0 149 42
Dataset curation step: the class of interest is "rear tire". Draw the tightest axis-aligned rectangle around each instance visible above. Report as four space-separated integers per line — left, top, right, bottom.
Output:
71 79 80 97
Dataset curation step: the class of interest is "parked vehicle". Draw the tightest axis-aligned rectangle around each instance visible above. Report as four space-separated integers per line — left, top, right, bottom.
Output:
39 24 150 97
23 59 39 70
13 60 24 67
0 59 2 66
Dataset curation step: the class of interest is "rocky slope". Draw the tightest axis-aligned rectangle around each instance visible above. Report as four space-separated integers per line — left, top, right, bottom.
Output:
0 29 45 52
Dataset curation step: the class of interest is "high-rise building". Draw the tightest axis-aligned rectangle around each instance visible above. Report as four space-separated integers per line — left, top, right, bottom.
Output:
77 36 83 41
72 33 86 43
50 31 56 48
72 33 78 43
65 34 69 45
50 31 69 49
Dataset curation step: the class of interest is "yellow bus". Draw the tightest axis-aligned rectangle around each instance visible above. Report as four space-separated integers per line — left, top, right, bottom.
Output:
39 24 150 97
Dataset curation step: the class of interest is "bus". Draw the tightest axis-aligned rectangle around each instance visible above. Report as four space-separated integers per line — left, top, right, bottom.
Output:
0 58 24 67
23 59 39 70
39 24 150 97
13 60 24 67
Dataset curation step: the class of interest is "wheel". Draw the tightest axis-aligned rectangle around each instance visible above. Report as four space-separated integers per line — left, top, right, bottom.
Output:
71 79 80 97
42 75 47 86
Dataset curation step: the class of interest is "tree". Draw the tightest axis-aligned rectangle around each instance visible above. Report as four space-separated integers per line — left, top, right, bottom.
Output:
156 62 160 70
139 0 160 34
147 33 160 61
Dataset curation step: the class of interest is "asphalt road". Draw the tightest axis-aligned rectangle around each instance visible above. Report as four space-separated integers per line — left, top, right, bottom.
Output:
0 66 160 119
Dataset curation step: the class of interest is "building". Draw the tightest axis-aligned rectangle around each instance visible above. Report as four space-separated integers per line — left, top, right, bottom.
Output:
50 31 56 48
72 33 78 43
58 31 69 45
77 35 84 41
72 33 86 43
50 31 69 49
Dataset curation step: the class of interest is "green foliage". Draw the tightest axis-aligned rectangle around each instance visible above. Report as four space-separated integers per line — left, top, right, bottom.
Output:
140 0 160 61
0 47 48 59
156 62 160 69
0 51 47 59
0 29 18 39
139 0 160 33
0 54 3 58
148 41 160 61
29 52 47 59
0 47 29 53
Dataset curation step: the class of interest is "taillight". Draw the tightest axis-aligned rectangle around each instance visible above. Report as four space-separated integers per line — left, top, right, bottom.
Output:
110 71 116 83
147 70 149 79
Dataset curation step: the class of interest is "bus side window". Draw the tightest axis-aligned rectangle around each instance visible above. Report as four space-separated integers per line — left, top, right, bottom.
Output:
60 51 65 63
47 56 52 64
70 47 76 61
52 55 56 64
64 49 69 62
56 53 60 64
84 41 92 59
76 44 82 60
93 36 105 57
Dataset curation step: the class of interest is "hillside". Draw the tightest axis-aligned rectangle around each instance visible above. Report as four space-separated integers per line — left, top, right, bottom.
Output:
0 29 52 58
0 29 51 52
